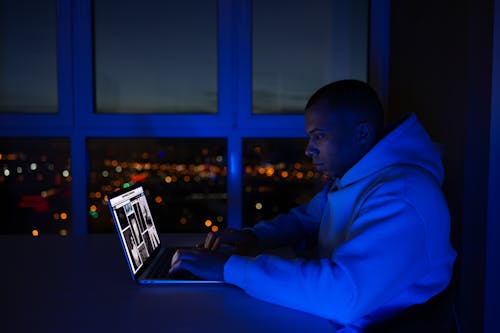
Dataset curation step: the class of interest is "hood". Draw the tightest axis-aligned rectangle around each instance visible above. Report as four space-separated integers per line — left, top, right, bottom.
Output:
339 113 444 187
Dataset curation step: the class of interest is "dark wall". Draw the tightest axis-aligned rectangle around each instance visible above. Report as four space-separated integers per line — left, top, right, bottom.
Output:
388 0 494 332
388 0 467 247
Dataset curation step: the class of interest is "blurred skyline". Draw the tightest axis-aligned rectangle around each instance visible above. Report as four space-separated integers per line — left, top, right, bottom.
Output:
0 138 326 235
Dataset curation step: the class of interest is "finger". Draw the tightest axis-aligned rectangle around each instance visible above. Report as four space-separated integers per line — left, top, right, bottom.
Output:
169 259 195 274
169 252 201 274
210 237 221 251
171 249 181 266
170 249 198 266
168 252 204 275
168 260 182 274
204 232 216 249
170 248 194 264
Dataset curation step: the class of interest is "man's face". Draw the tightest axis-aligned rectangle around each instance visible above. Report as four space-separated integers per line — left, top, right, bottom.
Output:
304 100 361 179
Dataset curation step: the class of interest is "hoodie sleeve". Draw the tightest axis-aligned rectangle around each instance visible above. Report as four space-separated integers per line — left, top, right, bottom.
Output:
224 194 431 325
248 183 330 249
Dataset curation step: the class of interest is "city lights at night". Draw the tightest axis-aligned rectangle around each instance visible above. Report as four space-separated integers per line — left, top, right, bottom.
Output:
0 139 71 236
1 138 326 236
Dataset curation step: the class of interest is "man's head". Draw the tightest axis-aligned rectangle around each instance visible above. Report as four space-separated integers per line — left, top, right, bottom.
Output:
304 80 384 179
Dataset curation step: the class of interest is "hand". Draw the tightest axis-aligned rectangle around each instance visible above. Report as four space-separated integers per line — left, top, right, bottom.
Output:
200 228 259 255
169 248 230 281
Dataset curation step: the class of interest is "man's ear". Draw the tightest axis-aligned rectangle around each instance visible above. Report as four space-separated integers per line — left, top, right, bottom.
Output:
357 122 373 148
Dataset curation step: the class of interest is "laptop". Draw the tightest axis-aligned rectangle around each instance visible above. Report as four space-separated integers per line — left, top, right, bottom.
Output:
107 183 224 285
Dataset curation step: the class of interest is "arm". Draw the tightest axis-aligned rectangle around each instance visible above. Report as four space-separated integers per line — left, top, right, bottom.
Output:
224 196 438 325
170 183 332 280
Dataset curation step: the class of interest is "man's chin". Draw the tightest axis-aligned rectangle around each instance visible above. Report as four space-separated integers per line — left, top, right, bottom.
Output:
314 166 331 178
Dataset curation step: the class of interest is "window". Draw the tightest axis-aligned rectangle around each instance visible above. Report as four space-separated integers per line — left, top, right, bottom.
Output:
242 138 327 226
93 0 218 114
87 138 227 233
252 0 368 114
0 0 58 113
0 0 374 235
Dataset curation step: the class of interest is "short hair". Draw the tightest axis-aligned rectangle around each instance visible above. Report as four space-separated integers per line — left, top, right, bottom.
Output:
305 80 384 129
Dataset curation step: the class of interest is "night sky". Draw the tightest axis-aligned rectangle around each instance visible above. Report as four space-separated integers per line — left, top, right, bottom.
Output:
1 0 368 114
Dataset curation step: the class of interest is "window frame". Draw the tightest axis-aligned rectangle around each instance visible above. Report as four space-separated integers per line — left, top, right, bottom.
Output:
0 0 389 235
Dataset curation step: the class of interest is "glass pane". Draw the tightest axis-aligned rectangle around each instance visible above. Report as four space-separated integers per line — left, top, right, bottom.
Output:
88 138 227 233
252 0 368 114
242 138 327 227
0 138 71 235
93 0 218 114
0 0 58 113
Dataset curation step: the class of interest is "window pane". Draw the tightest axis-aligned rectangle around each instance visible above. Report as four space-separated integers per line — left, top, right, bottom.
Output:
88 138 227 233
0 138 71 235
252 0 368 114
242 138 327 227
93 0 218 114
0 0 58 113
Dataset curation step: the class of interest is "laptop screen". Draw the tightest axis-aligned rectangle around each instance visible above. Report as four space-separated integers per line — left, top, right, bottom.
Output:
108 185 161 275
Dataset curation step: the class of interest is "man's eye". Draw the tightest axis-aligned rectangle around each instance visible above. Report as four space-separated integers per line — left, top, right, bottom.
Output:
314 133 325 140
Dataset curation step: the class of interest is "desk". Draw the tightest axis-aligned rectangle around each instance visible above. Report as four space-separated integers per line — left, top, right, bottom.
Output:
0 235 335 333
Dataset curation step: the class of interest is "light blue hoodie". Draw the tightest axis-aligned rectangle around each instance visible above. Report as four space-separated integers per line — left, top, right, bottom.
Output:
224 113 457 331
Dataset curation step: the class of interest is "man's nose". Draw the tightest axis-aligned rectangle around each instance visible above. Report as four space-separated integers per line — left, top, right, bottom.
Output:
305 142 318 158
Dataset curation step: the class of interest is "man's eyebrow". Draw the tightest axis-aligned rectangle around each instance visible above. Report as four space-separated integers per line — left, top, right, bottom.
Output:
307 128 325 135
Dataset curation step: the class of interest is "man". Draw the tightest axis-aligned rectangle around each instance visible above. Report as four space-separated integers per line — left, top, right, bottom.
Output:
169 80 456 332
